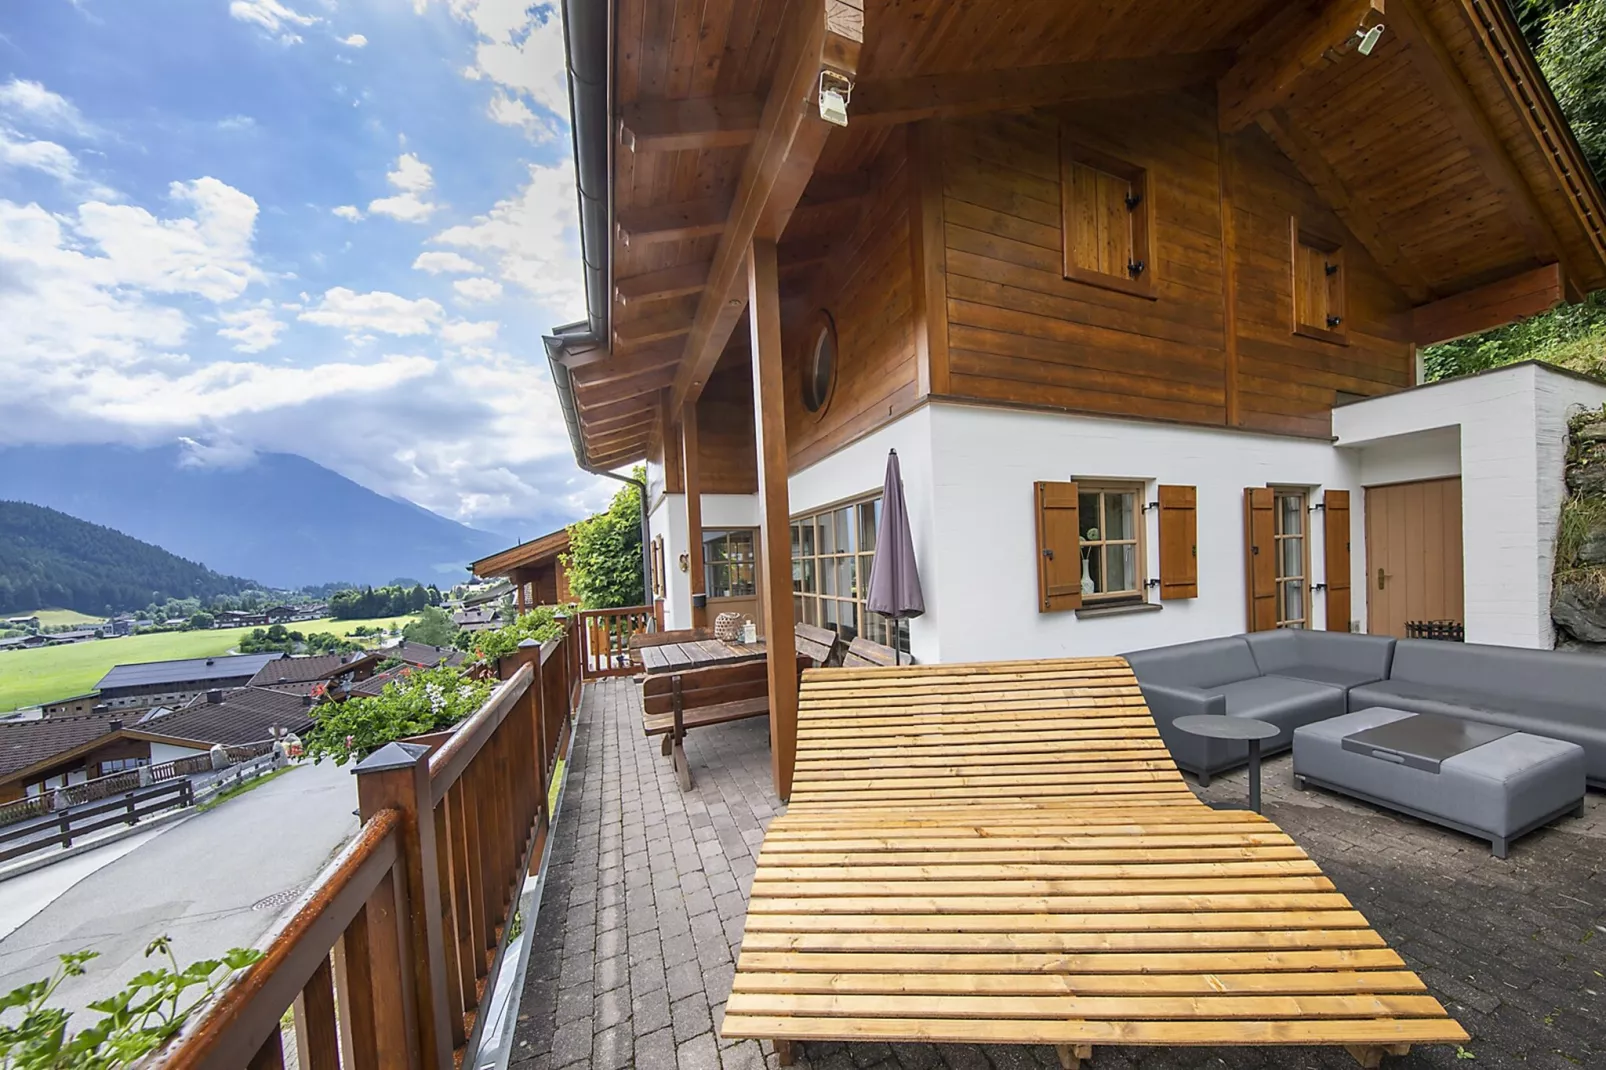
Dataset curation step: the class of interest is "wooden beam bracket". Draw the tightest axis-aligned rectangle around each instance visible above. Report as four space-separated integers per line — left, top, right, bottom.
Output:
1219 0 1385 132
1411 262 1565 345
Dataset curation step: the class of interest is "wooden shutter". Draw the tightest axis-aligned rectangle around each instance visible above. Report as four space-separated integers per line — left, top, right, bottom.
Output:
1244 487 1277 631
1323 489 1351 632
1157 485 1198 600
1035 481 1082 613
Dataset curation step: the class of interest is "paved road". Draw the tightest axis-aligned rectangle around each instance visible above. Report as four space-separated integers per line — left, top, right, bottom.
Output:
0 759 358 1017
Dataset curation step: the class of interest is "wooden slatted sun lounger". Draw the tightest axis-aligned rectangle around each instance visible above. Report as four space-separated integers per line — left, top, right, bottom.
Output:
721 657 1468 1069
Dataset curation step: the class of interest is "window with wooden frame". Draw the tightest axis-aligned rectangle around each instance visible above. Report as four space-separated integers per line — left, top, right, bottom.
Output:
1291 220 1346 343
703 530 757 598
790 496 909 653
1061 136 1155 299
1273 488 1311 628
1077 483 1146 603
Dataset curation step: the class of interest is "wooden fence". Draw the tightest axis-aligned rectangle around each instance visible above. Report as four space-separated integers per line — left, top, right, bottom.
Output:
577 605 654 679
146 620 582 1070
0 779 194 864
0 742 275 828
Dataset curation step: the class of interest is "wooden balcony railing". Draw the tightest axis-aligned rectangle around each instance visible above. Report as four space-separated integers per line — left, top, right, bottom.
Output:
577 605 654 679
145 620 582 1070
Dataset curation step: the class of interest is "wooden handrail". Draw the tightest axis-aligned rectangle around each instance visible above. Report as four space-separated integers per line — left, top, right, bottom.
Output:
577 604 655 679
149 809 404 1069
143 617 586 1070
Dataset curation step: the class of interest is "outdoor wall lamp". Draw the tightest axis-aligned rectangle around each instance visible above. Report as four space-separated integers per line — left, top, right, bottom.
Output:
678 553 689 572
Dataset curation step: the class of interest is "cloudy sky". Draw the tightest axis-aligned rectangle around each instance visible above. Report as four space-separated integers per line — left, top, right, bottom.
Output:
0 0 613 539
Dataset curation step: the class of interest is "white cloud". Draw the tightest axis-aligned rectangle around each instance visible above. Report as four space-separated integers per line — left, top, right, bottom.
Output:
452 276 503 303
442 1 567 117
0 129 82 183
332 204 363 221
75 178 264 303
413 250 480 274
217 302 287 353
367 152 438 222
431 160 584 315
340 33 368 47
487 93 554 142
0 79 95 137
440 319 500 346
300 287 444 336
229 0 321 42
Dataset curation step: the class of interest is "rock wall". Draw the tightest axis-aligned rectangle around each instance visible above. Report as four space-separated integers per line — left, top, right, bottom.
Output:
1553 405 1606 651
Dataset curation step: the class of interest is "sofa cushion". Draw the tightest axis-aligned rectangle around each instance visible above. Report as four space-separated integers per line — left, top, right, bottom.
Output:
1123 636 1259 690
1388 638 1605 709
1246 630 1394 686
1214 675 1348 750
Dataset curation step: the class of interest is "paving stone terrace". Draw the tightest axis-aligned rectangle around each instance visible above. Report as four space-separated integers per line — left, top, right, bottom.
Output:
509 677 1606 1070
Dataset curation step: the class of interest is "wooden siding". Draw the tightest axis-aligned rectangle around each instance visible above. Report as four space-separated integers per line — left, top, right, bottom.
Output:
696 350 760 494
930 92 1411 441
782 133 919 470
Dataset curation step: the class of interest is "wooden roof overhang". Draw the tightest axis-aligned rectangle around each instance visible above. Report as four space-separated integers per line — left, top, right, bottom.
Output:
547 0 1606 469
471 527 571 580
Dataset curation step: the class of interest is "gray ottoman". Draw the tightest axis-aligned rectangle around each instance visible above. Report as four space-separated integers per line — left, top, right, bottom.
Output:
1292 707 1585 857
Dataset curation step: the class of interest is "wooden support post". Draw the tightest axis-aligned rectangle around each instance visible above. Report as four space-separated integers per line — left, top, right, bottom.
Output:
907 121 950 398
748 238 801 801
682 403 707 629
1345 1043 1411 1068
354 743 453 1070
773 1039 796 1067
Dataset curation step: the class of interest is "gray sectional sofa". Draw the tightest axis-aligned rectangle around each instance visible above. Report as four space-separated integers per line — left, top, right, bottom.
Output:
1123 630 1394 783
1125 631 1606 788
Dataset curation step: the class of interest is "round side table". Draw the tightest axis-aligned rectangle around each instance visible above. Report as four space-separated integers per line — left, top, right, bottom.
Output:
1171 715 1280 813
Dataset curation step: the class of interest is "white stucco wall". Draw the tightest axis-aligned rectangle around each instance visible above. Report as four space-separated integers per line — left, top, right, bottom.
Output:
1353 427 1461 488
918 403 1361 662
1333 362 1606 648
648 492 760 631
149 741 208 765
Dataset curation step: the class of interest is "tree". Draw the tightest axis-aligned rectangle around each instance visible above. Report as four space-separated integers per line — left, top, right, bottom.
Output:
403 605 458 646
188 611 214 630
564 470 645 609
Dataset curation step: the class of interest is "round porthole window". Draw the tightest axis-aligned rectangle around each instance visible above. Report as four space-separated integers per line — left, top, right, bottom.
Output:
803 310 837 414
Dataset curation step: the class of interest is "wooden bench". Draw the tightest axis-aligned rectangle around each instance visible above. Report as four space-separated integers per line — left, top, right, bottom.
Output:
841 635 906 667
721 657 1468 1069
642 654 808 789
795 623 842 668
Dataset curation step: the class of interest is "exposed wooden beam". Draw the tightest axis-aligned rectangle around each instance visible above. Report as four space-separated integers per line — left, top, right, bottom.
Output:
616 197 728 247
587 408 659 436
856 51 1234 126
746 238 799 801
575 363 680 404
568 341 681 387
668 0 864 414
613 302 697 349
1391 0 1565 268
572 394 656 424
1218 0 1384 133
1412 262 1566 345
1256 108 1435 303
616 261 711 307
619 95 763 153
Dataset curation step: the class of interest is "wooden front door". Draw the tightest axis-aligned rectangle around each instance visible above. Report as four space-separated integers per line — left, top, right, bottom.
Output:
1364 478 1464 638
703 528 764 635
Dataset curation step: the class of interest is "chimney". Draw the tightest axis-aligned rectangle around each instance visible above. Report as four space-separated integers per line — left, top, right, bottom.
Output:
206 689 224 704
109 719 122 731
302 695 313 707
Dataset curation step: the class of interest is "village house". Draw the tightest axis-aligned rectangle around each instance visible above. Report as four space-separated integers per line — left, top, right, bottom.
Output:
92 652 285 713
470 527 573 612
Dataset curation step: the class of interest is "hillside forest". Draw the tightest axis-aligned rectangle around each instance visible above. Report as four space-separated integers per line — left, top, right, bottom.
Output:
0 501 253 616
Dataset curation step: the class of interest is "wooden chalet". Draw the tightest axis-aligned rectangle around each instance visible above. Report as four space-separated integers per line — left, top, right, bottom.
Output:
471 527 573 612
545 0 1606 803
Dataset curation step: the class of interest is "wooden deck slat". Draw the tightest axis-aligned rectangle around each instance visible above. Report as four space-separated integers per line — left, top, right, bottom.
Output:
722 656 1468 1055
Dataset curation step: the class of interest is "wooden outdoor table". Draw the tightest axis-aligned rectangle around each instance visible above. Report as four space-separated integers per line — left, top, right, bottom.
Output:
638 637 767 676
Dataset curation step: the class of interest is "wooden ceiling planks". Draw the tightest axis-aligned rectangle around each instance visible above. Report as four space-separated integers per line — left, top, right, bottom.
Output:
566 0 1606 467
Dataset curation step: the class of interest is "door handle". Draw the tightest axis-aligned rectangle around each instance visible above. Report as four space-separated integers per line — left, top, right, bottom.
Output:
1376 568 1388 591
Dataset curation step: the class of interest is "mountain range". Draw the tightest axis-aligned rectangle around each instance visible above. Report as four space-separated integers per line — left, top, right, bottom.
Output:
0 501 253 616
0 444 513 588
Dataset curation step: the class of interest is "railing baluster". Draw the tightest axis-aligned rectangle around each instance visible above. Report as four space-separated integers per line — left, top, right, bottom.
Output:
291 954 340 1070
434 799 469 1048
246 1027 286 1070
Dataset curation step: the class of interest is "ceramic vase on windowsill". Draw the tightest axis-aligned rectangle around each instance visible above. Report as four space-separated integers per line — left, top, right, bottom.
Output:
1080 552 1095 595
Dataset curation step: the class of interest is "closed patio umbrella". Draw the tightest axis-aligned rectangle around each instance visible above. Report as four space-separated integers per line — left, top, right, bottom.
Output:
866 449 924 664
